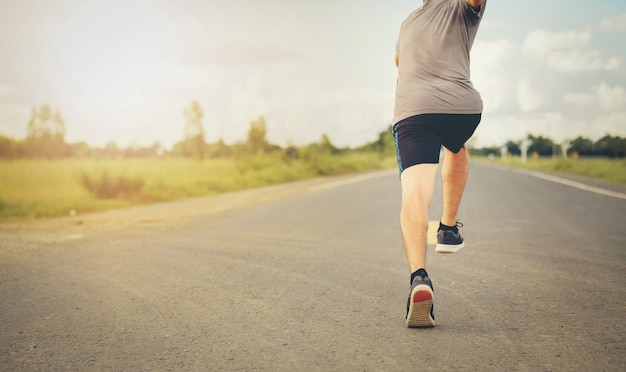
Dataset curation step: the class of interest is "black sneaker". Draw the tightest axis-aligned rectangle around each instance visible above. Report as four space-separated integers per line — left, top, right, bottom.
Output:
406 270 435 328
435 221 464 254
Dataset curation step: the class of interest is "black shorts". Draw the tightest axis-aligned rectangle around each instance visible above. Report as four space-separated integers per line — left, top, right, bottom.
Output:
393 113 481 174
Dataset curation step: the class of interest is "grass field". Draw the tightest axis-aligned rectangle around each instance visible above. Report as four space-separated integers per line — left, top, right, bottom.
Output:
477 156 626 185
2 155 623 222
0 153 396 221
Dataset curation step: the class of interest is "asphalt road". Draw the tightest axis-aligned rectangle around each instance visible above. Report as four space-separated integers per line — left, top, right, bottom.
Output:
1 162 625 371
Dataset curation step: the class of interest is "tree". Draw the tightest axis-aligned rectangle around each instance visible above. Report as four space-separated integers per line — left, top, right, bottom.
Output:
360 128 395 155
67 141 93 158
206 139 232 158
24 104 67 157
282 141 300 161
470 146 500 157
505 140 521 156
527 134 554 156
319 133 339 154
103 141 120 158
184 100 204 139
27 104 65 139
594 135 626 158
182 100 207 158
247 116 270 154
0 135 21 158
569 136 594 156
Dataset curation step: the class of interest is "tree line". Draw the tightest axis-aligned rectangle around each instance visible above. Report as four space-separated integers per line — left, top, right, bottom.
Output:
0 101 396 159
0 102 623 159
471 134 626 158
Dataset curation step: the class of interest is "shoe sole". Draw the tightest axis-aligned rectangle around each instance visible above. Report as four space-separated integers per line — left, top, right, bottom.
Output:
406 284 435 328
435 241 465 254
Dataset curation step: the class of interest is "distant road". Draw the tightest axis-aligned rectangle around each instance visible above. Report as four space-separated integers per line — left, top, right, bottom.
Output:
1 162 625 371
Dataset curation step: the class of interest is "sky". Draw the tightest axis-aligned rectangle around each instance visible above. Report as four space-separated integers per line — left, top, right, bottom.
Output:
0 0 625 149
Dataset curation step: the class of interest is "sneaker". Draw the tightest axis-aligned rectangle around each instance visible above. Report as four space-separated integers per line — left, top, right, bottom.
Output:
406 270 435 328
435 221 464 254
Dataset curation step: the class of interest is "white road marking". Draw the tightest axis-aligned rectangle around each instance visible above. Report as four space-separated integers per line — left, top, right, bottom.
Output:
511 168 626 200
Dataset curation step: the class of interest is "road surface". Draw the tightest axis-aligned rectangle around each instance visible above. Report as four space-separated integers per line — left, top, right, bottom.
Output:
1 162 625 371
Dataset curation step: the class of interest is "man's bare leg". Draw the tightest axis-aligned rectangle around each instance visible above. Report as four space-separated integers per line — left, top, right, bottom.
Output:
441 145 468 227
400 163 438 272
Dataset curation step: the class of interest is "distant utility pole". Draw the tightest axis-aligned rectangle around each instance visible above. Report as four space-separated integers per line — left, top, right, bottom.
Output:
561 141 570 159
521 139 530 163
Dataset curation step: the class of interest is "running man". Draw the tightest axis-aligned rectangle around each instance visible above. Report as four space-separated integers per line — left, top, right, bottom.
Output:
393 0 486 327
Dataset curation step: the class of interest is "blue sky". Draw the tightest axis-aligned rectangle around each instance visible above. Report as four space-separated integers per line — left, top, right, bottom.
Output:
0 0 625 149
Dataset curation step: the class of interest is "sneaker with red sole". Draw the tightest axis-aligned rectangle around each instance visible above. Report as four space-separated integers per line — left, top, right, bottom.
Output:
406 270 435 328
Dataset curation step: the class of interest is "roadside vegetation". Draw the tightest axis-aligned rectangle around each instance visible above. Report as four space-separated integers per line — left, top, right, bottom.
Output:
471 133 626 185
1 102 624 221
0 103 396 221
0 154 396 221
474 157 626 185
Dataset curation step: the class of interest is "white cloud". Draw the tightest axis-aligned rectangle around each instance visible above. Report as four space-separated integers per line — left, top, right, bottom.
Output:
470 22 626 147
472 39 521 113
523 30 591 58
517 78 545 113
594 13 626 32
563 83 626 111
522 29 619 73
595 83 626 110
474 111 570 146
590 111 626 139
546 50 619 73
563 92 594 106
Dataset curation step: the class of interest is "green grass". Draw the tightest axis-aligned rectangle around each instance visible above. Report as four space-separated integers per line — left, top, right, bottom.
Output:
3 154 622 222
0 153 396 221
476 156 626 185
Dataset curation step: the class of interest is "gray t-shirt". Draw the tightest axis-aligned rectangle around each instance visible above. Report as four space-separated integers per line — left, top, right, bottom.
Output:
393 0 486 125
